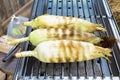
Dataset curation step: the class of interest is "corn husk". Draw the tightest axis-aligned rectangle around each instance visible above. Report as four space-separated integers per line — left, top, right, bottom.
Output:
9 29 102 46
22 14 106 32
15 40 111 63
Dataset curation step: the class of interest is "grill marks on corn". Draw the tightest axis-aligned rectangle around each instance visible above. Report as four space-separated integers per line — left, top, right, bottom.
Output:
45 28 98 43
49 41 85 63
46 28 76 40
61 16 75 29
69 29 74 37
59 41 66 62
62 41 81 62
75 43 81 61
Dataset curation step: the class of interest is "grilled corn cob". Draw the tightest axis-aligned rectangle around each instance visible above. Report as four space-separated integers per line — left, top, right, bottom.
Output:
22 14 106 32
9 29 102 46
15 40 111 63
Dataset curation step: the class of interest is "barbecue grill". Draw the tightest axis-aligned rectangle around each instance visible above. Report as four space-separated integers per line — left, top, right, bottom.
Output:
13 0 120 80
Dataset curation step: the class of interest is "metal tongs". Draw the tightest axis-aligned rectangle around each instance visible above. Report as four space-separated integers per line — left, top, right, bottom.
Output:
2 15 28 62
2 44 20 62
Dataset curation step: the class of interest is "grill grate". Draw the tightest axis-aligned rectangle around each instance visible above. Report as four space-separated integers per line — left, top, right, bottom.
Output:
14 0 120 80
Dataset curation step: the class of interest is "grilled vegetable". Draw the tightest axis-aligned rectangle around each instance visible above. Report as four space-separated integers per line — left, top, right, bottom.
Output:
9 29 102 46
15 40 111 63
22 14 106 32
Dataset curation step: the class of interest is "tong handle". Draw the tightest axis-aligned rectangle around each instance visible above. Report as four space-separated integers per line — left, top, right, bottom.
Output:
2 44 20 62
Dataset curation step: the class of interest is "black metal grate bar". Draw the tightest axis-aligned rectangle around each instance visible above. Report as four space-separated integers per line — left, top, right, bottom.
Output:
53 63 55 79
14 0 120 80
91 60 96 79
77 62 80 79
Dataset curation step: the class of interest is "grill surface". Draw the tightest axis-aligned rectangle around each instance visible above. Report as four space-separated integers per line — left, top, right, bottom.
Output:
14 0 120 80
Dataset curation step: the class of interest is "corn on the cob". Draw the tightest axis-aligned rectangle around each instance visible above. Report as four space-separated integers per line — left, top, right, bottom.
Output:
22 14 106 32
9 29 102 46
15 40 111 63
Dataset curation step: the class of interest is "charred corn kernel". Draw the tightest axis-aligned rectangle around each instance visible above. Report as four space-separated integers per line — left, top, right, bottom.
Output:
22 14 106 32
9 29 102 46
15 40 111 63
